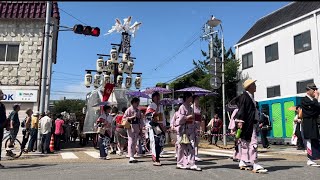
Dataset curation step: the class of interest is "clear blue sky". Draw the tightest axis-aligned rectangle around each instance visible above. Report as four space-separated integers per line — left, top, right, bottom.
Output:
51 1 290 100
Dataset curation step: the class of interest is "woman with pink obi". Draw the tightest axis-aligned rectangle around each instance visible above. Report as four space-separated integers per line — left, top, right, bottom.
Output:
191 95 203 162
175 92 201 171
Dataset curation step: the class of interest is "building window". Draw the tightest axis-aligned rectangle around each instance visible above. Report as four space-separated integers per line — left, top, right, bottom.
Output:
265 42 279 63
294 30 311 54
297 79 314 94
242 52 253 70
0 44 19 62
267 85 281 98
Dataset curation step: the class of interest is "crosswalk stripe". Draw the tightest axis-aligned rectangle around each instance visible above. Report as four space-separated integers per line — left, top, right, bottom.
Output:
84 151 100 159
60 152 79 159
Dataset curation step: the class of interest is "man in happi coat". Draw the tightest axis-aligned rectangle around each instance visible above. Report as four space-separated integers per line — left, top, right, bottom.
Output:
235 79 267 173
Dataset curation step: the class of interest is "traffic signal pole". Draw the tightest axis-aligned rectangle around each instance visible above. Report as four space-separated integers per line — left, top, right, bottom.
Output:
38 1 52 151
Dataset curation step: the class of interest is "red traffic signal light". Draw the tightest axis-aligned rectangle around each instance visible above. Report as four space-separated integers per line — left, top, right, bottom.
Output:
72 24 100 37
91 27 100 37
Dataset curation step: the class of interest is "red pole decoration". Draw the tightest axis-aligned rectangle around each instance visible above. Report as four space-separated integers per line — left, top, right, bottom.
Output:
103 83 115 102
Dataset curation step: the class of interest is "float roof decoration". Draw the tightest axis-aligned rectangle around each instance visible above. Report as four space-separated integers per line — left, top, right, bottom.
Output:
105 16 142 37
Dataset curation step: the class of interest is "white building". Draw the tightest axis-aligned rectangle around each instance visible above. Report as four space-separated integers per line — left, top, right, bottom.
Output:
235 2 320 101
0 1 60 117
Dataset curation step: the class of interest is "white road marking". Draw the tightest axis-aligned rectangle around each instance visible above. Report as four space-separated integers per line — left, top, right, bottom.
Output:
60 152 79 159
84 151 100 159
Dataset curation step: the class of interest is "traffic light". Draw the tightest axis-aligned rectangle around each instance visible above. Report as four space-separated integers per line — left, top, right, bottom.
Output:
73 24 100 37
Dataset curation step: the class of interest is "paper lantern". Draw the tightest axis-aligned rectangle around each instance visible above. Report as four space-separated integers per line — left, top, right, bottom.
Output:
110 47 118 63
93 73 101 88
135 75 141 89
103 74 111 85
96 56 104 72
125 75 132 89
116 75 123 88
118 62 125 74
84 73 92 88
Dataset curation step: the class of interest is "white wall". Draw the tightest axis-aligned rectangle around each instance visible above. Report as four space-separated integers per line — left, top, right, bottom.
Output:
236 15 320 101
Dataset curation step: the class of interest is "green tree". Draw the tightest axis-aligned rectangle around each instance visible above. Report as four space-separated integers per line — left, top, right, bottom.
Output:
155 82 167 88
169 34 240 117
52 99 85 118
194 34 240 114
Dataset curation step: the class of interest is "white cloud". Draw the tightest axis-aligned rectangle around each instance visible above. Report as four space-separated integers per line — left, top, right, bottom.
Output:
51 81 93 100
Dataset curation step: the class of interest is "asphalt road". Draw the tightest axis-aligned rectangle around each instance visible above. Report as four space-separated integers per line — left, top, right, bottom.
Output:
2 132 320 180
1 156 320 180
1 143 320 180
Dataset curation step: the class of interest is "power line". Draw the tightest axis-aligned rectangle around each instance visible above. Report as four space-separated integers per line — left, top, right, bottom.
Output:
59 7 88 26
53 71 83 77
51 90 89 94
52 78 82 81
144 27 203 75
53 70 179 80
154 37 200 71
153 32 201 71
164 67 196 84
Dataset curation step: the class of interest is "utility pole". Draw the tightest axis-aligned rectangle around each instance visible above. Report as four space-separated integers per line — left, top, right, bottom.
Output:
39 1 52 115
205 16 226 146
38 1 52 152
221 32 226 146
202 25 218 119
209 31 215 119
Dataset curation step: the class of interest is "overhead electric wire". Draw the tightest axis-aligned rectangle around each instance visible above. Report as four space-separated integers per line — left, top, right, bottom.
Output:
51 90 89 94
164 67 196 84
144 26 203 76
152 31 201 71
53 71 83 77
59 7 88 26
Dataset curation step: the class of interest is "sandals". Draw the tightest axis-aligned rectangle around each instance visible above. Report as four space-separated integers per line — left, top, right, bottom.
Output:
240 166 252 171
129 159 138 163
252 168 268 173
189 165 202 171
308 163 320 167
176 164 187 170
153 162 162 166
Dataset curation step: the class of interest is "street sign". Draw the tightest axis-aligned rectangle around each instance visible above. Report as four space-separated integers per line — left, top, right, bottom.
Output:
209 57 222 77
121 32 131 54
209 65 222 75
210 76 222 89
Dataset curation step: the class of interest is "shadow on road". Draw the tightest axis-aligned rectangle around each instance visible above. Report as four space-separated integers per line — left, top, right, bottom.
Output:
259 158 287 162
4 163 57 169
163 161 218 166
201 164 239 170
267 165 303 172
197 161 217 166
201 163 303 172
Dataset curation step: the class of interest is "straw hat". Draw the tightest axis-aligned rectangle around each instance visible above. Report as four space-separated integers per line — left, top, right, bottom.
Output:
243 79 257 90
